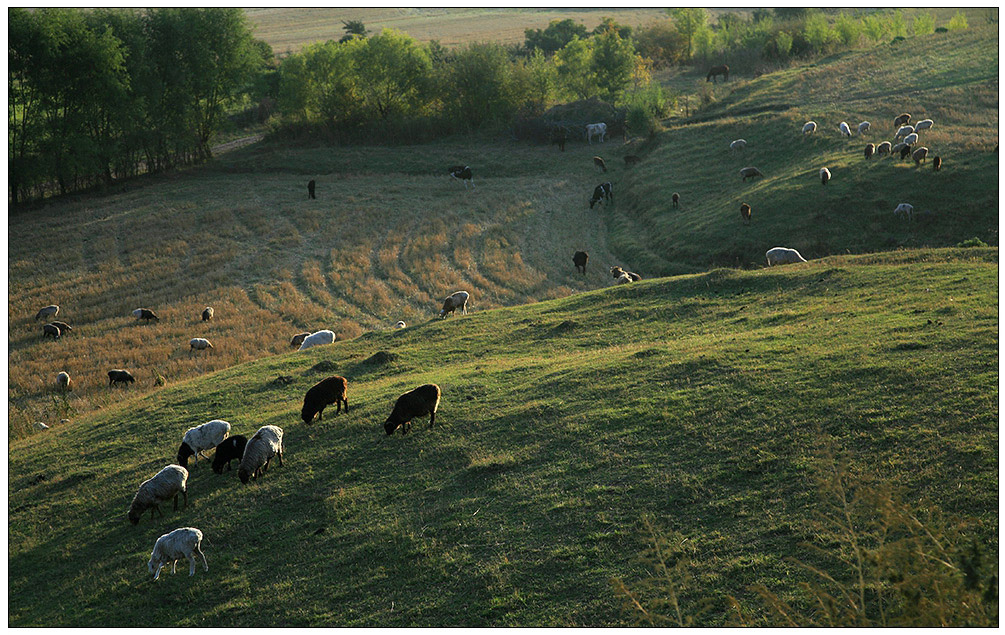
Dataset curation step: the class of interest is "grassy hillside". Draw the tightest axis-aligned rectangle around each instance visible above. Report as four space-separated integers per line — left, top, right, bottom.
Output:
8 248 998 626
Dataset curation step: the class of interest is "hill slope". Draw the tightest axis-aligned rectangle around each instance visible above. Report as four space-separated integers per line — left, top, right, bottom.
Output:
9 248 998 626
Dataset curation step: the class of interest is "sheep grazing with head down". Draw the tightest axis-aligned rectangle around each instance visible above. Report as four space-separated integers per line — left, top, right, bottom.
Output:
894 203 914 220
298 329 336 351
740 203 752 225
903 132 919 147
189 337 214 352
730 139 747 151
148 527 208 581
108 369 135 387
132 308 159 323
766 247 807 266
891 142 908 157
42 323 61 339
864 143 875 160
589 182 613 209
838 122 852 137
912 147 929 165
894 113 911 128
610 266 641 282
56 371 72 392
899 145 913 160
802 121 817 135
201 307 214 321
895 125 915 140
395 321 406 329
35 305 59 321
672 192 680 209
858 121 871 135
439 291 469 318
238 425 284 484
128 465 188 525
573 250 589 275
914 118 933 132
290 332 310 348
876 141 892 157
933 156 942 171
50 321 73 335
211 435 248 474
302 376 349 425
739 167 763 182
819 167 831 185
177 419 231 469
593 156 607 172
384 384 441 436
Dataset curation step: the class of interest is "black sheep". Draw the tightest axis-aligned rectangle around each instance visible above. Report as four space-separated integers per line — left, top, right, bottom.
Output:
108 369 135 387
384 384 440 436
42 323 61 339
308 179 316 199
572 250 589 275
302 376 349 425
212 435 248 474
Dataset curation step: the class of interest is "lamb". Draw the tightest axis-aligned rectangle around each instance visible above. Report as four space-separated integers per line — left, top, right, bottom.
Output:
593 156 607 172
108 369 135 387
56 371 72 392
740 202 752 225
238 425 284 484
912 146 929 165
177 419 231 469
589 182 613 209
148 527 208 581
730 139 747 151
739 167 763 182
50 321 73 335
573 250 589 275
201 307 214 321
439 291 470 318
301 375 349 425
290 332 310 348
448 165 474 189
672 192 680 209
42 323 61 339
623 155 641 167
903 133 919 147
132 308 159 323
864 143 875 160
395 321 407 329
211 435 248 474
802 121 817 135
858 121 871 135
893 203 914 220
876 141 892 156
610 265 641 281
298 329 336 351
894 113 911 128
933 156 942 171
35 305 59 321
914 118 933 132
765 247 807 266
585 122 607 144
819 167 831 185
128 465 188 525
189 337 214 351
384 384 441 436
895 125 915 140
307 179 316 200
838 122 852 137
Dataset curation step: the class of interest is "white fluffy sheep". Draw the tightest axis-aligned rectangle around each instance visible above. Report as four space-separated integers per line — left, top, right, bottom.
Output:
857 121 871 135
35 305 59 321
56 371 72 391
730 139 747 151
891 142 908 156
914 119 933 132
765 247 807 266
820 167 831 185
838 121 852 137
238 425 284 484
894 203 914 220
178 419 231 468
903 133 919 146
395 321 406 329
148 527 208 581
34 422 49 430
128 465 188 524
439 291 470 318
895 125 915 140
877 141 892 156
298 329 336 351
802 121 817 135
189 337 214 351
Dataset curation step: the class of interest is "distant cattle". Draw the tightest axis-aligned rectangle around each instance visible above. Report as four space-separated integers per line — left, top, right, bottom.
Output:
572 251 589 275
589 182 613 209
706 64 729 83
585 123 607 144
449 165 474 188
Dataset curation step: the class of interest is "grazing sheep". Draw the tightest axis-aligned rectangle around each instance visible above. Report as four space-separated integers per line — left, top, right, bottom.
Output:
914 118 933 132
298 329 336 351
893 203 914 220
765 247 807 266
42 323 61 339
858 121 871 135
894 113 911 128
877 141 892 156
820 167 831 185
589 182 613 209
802 121 817 135
307 179 316 200
439 291 470 318
615 273 633 284
201 307 214 321
864 143 875 160
672 192 680 209
585 122 607 144
891 141 908 156
593 156 607 172
189 337 214 352
35 305 59 321
610 266 641 282
740 167 763 182
740 202 752 225
395 321 407 329
35 422 49 430
50 321 72 335
177 419 231 469
706 64 729 82
290 332 310 348
238 425 284 484
838 122 852 137
56 371 72 392
573 250 589 275
912 146 929 165
933 155 942 171
624 155 641 167
900 145 913 160
211 435 248 474
730 139 747 151
148 527 208 581
384 384 441 436
108 369 135 387
302 376 349 425
895 125 915 140
903 132 919 147
448 165 474 189
132 308 159 323
128 465 188 525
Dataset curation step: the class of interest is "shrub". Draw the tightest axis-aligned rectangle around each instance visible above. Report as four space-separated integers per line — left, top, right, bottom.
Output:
834 12 863 46
948 11 969 30
912 12 936 36
956 237 989 248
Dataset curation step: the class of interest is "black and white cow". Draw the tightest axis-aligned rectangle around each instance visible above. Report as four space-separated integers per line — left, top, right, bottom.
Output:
589 182 613 209
449 165 474 189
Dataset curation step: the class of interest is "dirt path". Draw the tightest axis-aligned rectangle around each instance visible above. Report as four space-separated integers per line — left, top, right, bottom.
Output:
211 134 264 155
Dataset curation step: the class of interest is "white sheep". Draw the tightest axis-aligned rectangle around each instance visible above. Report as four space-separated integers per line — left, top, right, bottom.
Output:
895 125 915 140
903 133 919 146
439 291 470 318
819 167 831 185
838 121 852 137
802 121 817 135
765 247 807 266
730 139 747 151
298 329 336 351
35 305 59 321
148 527 208 581
914 119 933 132
893 203 914 220
177 419 231 469
56 371 72 392
239 425 284 484
891 142 908 156
189 337 214 351
395 321 406 329
128 465 188 524
857 121 871 135
34 422 49 430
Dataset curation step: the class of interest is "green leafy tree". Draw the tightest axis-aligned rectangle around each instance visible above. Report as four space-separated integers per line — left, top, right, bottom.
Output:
948 11 969 30
354 29 433 121
590 29 636 101
592 17 632 39
634 18 687 67
669 8 709 61
340 19 368 43
524 18 588 54
524 47 557 107
912 12 935 36
554 36 597 100
834 12 862 46
443 42 524 128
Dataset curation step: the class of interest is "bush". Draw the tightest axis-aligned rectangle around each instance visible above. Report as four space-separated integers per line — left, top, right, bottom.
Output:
912 12 936 36
948 11 969 30
956 237 989 248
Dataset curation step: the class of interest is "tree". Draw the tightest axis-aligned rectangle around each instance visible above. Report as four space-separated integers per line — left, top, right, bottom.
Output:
590 29 636 102
354 29 432 121
554 36 596 100
443 42 524 128
592 17 632 39
524 18 587 54
340 20 368 43
669 8 708 61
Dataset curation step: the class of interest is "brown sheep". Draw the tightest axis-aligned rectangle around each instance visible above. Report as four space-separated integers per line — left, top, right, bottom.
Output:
894 112 911 128
864 143 875 160
301 376 349 425
912 146 929 165
740 203 752 225
384 384 441 436
877 141 892 157
820 167 831 186
672 192 680 209
42 323 61 340
933 155 942 171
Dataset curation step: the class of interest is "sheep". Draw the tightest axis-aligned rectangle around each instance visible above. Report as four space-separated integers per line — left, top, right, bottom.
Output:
201 307 214 321
912 146 929 165
384 384 441 436
177 419 231 469
900 145 913 160
585 122 607 144
593 156 607 172
35 305 59 321
765 247 807 266
448 165 474 189
802 121 817 135
739 167 763 182
858 121 871 135
211 435 248 474
238 425 284 484
302 376 349 425
298 329 336 351
820 167 831 185
395 321 407 329
128 465 188 525
672 192 680 209
589 182 613 209
914 118 933 132
610 265 641 281
740 202 752 225
893 203 914 220
894 113 911 128
290 332 310 348
624 155 641 167
903 133 919 147
108 369 135 387
439 291 470 318
307 179 316 200
877 141 892 156
34 422 49 431
838 122 852 137
891 142 908 157
132 308 159 323
50 321 73 335
189 337 214 352
56 371 72 392
42 323 61 339
148 527 208 581
573 250 589 275
615 273 633 284
730 139 747 151
864 143 875 160
895 125 915 140
933 156 942 171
